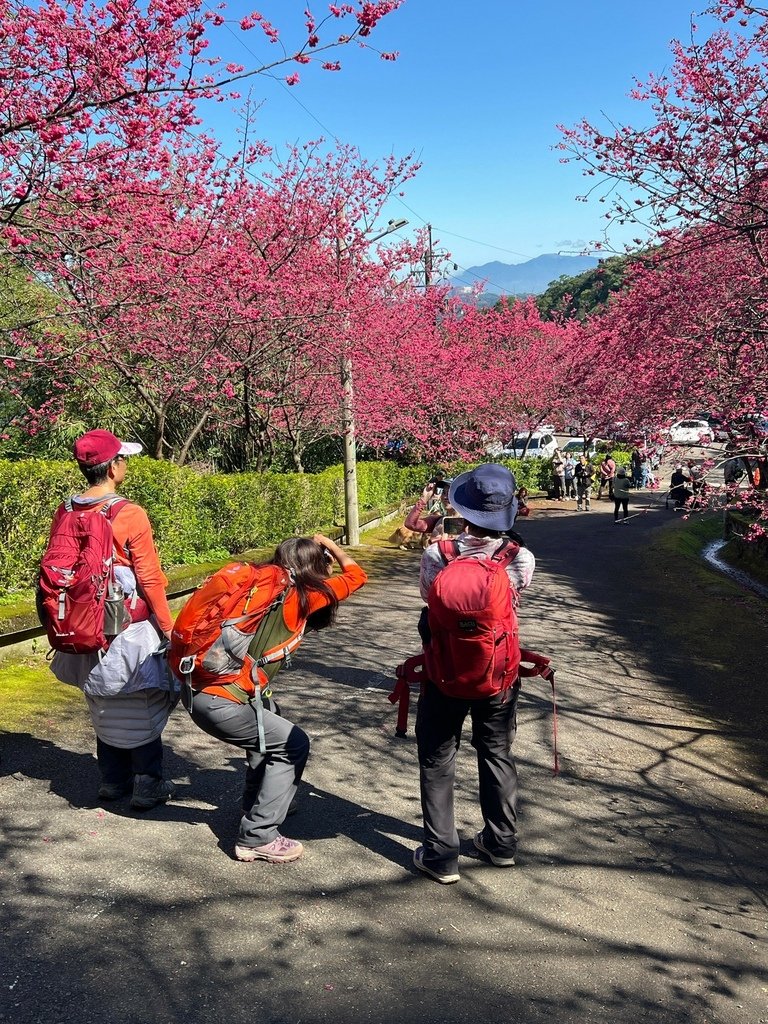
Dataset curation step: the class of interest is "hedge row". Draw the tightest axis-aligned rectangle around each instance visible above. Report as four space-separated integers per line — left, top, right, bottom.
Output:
0 457 431 592
0 452 610 592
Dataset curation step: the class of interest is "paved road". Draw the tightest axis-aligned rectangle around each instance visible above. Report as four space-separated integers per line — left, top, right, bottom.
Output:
1 494 766 1024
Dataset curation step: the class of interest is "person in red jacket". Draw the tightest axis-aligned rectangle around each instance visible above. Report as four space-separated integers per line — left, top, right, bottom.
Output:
49 429 176 810
185 534 367 864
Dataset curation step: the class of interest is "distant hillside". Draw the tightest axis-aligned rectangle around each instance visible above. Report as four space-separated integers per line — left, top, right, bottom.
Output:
450 254 600 297
536 254 637 321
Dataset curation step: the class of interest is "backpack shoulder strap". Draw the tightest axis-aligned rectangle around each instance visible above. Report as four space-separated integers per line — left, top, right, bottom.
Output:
436 539 461 565
101 497 130 521
491 538 520 569
66 494 129 520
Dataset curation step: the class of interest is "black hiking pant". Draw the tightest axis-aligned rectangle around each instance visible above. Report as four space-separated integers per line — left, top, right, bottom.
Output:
97 736 163 784
415 680 519 875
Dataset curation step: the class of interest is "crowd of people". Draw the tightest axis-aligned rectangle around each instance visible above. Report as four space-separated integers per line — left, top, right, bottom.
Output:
545 444 662 520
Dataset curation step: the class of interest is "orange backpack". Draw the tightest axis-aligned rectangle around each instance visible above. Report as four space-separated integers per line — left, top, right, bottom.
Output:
168 562 304 700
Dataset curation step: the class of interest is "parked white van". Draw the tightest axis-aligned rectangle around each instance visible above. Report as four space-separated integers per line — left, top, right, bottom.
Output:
491 431 558 459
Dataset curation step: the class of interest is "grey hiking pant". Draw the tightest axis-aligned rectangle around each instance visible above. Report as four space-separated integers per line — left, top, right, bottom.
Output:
415 680 519 875
187 691 310 846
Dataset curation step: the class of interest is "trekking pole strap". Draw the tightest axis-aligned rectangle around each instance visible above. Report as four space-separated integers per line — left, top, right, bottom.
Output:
389 654 428 737
387 677 411 737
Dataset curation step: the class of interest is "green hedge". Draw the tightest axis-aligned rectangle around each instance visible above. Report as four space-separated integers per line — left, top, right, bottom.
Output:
0 458 430 592
0 454 589 593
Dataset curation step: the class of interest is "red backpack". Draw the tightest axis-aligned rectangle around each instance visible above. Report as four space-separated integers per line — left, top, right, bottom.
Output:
424 539 521 699
38 497 131 654
168 562 305 699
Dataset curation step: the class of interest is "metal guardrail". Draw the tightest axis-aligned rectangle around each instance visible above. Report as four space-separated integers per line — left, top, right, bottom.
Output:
0 582 200 650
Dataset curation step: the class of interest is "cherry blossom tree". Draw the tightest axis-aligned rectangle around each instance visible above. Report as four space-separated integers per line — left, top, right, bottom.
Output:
352 295 581 461
0 0 403 234
1 138 422 466
559 1 768 263
558 0 768 533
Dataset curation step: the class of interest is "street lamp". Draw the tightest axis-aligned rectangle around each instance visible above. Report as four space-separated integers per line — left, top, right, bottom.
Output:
340 217 408 545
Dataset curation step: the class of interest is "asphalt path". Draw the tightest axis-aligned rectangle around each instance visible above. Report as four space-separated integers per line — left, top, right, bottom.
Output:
1 489 767 1024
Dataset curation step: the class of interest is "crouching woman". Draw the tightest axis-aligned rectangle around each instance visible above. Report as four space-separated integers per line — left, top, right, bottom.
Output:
182 534 367 864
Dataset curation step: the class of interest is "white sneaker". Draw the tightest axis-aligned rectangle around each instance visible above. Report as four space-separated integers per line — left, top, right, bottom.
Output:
474 832 516 867
235 835 304 863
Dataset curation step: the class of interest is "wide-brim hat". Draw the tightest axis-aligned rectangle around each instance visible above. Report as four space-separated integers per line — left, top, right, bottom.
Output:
73 429 143 467
448 463 518 532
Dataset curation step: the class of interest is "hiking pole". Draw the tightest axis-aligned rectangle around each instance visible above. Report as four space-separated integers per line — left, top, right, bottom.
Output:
518 650 559 775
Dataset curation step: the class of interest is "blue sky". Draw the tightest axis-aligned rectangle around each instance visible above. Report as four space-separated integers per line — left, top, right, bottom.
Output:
200 1 715 276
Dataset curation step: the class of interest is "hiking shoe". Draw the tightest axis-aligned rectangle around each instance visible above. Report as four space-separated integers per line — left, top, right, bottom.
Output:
235 835 304 863
98 781 131 801
130 775 176 810
473 832 516 867
412 847 459 884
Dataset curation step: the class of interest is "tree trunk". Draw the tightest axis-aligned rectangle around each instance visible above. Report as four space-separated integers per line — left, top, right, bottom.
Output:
176 409 211 467
153 409 166 460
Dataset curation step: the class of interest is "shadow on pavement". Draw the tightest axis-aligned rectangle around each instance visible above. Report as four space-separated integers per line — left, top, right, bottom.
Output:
1 507 767 1024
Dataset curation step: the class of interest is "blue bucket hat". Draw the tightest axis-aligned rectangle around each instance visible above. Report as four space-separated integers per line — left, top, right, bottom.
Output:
448 463 518 532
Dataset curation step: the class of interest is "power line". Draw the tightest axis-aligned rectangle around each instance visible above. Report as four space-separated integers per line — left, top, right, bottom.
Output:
391 199 533 262
448 261 518 296
431 229 532 262
200 3 342 140
194 9 540 265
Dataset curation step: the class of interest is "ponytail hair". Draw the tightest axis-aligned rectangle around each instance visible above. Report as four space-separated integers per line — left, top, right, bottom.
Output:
271 537 339 626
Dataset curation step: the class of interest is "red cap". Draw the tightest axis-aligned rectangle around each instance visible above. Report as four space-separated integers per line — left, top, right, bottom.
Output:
73 429 143 467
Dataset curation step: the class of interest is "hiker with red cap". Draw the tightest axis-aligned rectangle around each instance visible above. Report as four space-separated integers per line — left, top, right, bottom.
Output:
412 463 536 884
43 429 177 810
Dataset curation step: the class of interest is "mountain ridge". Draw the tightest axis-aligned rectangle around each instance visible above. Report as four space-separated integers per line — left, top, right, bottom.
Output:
450 253 600 297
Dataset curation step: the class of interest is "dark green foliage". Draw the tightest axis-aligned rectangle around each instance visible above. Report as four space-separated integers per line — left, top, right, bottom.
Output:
0 459 82 592
1 453 579 593
536 255 635 321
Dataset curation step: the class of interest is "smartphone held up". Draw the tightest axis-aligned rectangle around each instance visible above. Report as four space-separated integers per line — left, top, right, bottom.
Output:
439 516 465 536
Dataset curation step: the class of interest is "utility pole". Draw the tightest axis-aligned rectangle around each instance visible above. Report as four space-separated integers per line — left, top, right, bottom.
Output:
338 216 408 546
341 349 360 545
424 223 433 289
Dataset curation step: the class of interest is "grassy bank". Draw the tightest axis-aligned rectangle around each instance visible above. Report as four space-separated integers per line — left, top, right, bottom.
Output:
0 659 83 734
641 512 768 732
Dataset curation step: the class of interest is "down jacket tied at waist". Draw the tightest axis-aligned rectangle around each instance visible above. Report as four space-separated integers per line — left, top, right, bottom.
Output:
50 620 178 749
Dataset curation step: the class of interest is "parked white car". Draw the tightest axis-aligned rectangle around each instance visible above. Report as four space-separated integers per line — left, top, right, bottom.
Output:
666 419 714 445
496 431 558 459
562 437 599 460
